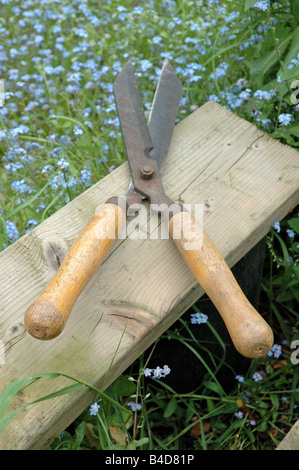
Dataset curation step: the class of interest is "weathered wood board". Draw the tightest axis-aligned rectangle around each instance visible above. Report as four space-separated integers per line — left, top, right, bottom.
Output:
277 419 299 450
0 101 298 450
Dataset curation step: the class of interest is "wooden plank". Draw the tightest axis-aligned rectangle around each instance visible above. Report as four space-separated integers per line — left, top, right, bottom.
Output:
0 101 298 450
277 419 299 450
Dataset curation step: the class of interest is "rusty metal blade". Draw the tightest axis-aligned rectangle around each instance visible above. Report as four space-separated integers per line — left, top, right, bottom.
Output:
113 60 181 208
148 59 182 174
113 61 153 166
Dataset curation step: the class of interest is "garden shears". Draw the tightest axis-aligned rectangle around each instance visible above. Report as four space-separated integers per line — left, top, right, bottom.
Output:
24 60 274 358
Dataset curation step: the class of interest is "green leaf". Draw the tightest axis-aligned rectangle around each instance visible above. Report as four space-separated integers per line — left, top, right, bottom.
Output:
291 0 299 22
293 241 299 252
112 376 136 397
49 115 89 133
245 0 259 11
245 427 256 444
288 126 299 138
0 408 23 438
108 408 133 429
270 394 279 409
186 401 196 423
275 290 297 302
164 396 177 418
274 232 293 291
71 145 99 154
203 381 224 396
206 398 216 413
258 401 269 409
41 192 62 221
127 437 149 450
281 64 299 81
283 26 299 65
208 402 238 417
256 420 267 432
0 373 104 439
72 422 86 450
85 423 101 449
288 217 299 234
6 179 51 219
30 383 84 404
251 34 292 86
0 372 60 420
272 128 299 147
0 373 62 437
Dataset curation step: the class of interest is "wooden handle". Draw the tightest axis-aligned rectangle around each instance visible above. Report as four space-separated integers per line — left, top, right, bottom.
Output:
168 211 274 358
24 203 126 340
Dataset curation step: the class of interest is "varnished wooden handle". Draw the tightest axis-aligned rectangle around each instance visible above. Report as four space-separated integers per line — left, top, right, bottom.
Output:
25 203 126 340
168 211 274 358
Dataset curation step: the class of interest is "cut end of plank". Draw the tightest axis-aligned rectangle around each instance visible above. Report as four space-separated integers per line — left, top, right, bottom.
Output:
24 302 65 340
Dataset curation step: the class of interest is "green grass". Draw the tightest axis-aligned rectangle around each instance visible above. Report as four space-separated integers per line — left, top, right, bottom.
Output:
0 0 298 451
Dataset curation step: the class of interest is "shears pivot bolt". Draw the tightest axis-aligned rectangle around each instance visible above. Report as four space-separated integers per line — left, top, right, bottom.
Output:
140 165 154 179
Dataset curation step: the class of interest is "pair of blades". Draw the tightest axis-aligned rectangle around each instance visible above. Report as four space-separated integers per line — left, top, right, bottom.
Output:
24 59 274 359
113 60 182 209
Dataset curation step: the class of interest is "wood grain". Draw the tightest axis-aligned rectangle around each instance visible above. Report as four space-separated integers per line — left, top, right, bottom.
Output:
0 101 298 449
276 419 299 450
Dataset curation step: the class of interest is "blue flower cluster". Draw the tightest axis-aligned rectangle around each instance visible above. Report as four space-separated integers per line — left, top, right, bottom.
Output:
5 220 19 242
126 401 142 412
252 371 264 382
278 113 292 126
143 365 171 379
273 221 296 239
210 62 229 80
253 1 270 11
287 52 299 69
89 402 100 416
190 312 208 324
267 344 282 359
